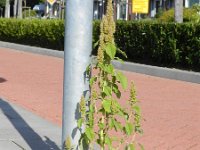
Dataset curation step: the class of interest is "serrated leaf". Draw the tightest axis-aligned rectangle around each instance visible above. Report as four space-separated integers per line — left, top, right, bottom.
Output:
116 71 128 90
105 43 116 59
85 128 95 141
103 86 111 96
102 99 111 113
104 64 114 74
124 122 134 135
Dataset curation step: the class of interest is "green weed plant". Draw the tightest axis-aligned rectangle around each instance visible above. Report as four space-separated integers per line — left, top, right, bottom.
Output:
74 0 143 149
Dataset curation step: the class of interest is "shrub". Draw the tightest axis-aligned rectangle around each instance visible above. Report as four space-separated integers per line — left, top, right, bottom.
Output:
0 19 64 50
158 8 200 23
0 19 200 71
22 10 37 18
114 21 200 70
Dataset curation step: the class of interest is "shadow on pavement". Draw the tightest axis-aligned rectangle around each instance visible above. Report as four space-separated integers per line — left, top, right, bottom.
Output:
0 99 60 150
0 77 6 83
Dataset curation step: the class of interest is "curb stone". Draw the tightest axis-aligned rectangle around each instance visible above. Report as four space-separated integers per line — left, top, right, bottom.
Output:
1 41 200 84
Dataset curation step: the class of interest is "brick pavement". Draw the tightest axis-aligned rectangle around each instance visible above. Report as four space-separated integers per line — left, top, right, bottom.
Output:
0 47 200 149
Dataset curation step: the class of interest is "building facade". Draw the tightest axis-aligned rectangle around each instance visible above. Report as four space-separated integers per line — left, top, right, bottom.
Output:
93 0 200 20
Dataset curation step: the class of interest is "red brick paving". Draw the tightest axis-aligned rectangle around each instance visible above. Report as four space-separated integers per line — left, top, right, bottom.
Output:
0 47 200 149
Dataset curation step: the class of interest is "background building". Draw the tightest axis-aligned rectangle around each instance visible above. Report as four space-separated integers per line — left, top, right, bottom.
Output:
93 0 200 20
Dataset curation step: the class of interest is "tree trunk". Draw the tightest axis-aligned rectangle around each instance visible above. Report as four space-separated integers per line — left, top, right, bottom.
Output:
5 0 10 18
14 0 17 17
16 0 22 18
174 0 183 23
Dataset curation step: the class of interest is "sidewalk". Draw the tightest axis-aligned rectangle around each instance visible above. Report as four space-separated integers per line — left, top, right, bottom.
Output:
0 98 61 150
0 47 200 149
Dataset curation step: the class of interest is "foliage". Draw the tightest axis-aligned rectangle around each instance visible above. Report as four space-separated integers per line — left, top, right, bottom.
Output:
77 0 143 149
22 10 36 18
192 4 200 12
158 8 200 23
113 21 200 70
0 19 200 70
0 19 64 50
155 8 164 18
0 0 6 7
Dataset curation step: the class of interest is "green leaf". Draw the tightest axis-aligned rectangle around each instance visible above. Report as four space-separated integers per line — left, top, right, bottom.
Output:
105 136 112 147
88 106 94 127
77 119 83 128
109 118 115 129
93 40 99 48
89 77 97 86
102 99 111 113
117 48 127 58
113 118 123 131
124 122 134 135
115 57 124 63
133 105 141 114
113 84 121 98
105 43 116 59
98 122 105 129
126 143 136 150
85 128 95 141
116 72 128 90
103 86 111 96
85 65 91 75
104 64 114 74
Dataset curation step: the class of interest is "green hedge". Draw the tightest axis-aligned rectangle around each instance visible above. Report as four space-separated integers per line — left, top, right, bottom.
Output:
0 19 200 70
114 21 200 70
158 8 200 23
0 19 64 50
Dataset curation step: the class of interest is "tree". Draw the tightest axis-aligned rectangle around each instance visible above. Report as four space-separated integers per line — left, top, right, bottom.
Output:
5 0 10 18
0 0 6 7
0 0 6 17
174 0 183 23
14 0 22 18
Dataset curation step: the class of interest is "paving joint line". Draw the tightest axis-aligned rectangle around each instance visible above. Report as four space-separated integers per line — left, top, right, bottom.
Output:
11 141 26 150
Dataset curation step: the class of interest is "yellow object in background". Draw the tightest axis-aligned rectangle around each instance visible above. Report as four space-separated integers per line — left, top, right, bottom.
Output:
132 0 149 14
47 0 57 5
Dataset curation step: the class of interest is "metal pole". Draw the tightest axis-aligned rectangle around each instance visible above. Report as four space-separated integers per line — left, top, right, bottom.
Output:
49 4 53 18
59 0 62 19
62 0 93 149
16 0 19 18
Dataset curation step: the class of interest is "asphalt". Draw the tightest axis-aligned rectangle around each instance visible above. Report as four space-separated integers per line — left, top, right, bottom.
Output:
0 98 61 150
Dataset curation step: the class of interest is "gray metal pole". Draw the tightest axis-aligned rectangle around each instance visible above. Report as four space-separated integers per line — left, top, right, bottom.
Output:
62 0 93 149
174 0 183 23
